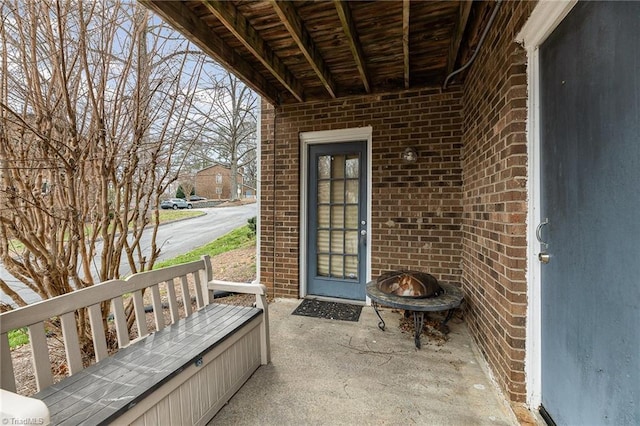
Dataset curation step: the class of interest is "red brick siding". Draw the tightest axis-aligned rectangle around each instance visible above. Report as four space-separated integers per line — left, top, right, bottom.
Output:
195 165 243 200
260 87 464 298
461 1 535 403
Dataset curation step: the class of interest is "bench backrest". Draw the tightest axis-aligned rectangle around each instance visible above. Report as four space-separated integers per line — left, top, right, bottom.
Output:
0 255 213 393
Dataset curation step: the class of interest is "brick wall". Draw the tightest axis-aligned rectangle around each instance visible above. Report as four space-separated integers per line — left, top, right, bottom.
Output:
195 165 243 200
260 87 464 298
461 0 534 403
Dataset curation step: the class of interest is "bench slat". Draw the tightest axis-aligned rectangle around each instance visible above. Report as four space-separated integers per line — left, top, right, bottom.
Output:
132 290 148 338
1 334 16 392
88 303 108 362
165 279 179 324
150 284 165 332
201 257 213 306
111 296 130 348
28 323 53 391
180 275 192 316
193 271 204 310
60 312 83 375
35 304 262 425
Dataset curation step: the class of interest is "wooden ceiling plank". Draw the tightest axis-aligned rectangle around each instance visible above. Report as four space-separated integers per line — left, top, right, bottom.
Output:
140 0 279 105
403 0 410 89
202 0 304 102
333 0 370 93
269 0 337 99
446 0 473 75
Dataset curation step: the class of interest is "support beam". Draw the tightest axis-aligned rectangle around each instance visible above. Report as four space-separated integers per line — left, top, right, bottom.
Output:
446 0 473 75
203 1 304 102
141 0 279 105
270 0 337 99
402 0 410 89
333 0 370 93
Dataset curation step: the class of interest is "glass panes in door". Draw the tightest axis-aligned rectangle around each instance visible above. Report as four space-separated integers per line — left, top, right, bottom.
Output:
316 154 360 279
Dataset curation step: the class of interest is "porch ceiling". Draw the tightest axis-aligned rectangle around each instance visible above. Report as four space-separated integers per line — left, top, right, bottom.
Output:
140 0 496 106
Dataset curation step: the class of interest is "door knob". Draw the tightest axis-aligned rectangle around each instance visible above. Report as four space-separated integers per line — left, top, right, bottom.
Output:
538 252 551 264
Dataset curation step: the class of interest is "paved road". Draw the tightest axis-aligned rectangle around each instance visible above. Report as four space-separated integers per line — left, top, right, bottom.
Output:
0 203 257 306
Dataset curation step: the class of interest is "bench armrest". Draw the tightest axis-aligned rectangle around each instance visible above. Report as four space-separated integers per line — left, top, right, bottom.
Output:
1 389 50 425
207 279 270 365
208 280 267 296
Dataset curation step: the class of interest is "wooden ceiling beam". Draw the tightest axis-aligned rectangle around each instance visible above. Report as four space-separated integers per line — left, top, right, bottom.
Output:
446 0 473 75
333 0 370 93
202 0 304 103
140 0 279 105
269 0 337 99
402 0 410 89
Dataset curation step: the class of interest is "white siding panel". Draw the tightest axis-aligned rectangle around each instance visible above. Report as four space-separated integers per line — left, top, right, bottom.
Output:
180 384 192 425
156 397 171 424
169 388 182 425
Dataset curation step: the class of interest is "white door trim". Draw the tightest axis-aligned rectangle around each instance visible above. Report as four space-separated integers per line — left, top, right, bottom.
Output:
299 127 373 301
516 0 577 409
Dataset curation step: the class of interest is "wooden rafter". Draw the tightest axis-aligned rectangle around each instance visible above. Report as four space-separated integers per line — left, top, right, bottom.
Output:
202 0 304 103
269 0 337 99
446 0 473 75
402 0 410 89
140 0 279 105
333 0 370 93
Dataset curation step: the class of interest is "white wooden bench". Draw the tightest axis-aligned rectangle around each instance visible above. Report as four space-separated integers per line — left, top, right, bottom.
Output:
0 255 270 425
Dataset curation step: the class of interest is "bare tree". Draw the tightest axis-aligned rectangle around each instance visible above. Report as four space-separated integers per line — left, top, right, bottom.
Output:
0 0 208 344
194 70 257 200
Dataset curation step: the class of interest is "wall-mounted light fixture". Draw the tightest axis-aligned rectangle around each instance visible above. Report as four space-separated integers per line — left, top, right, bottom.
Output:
402 147 418 163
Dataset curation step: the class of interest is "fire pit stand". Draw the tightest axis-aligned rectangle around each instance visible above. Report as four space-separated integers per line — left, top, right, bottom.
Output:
366 281 464 349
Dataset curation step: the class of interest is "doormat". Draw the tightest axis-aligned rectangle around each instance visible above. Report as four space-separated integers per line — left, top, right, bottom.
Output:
292 299 362 322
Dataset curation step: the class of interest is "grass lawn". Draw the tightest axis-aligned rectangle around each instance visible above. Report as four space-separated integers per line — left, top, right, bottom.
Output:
153 225 255 269
154 209 204 223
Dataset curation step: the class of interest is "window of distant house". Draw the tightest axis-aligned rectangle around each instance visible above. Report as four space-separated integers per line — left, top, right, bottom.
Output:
216 173 222 184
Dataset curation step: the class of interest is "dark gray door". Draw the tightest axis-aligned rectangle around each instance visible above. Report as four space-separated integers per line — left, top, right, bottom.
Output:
307 142 367 300
540 2 640 424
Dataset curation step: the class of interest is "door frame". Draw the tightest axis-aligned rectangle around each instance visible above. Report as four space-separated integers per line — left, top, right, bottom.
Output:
299 127 373 302
517 0 577 409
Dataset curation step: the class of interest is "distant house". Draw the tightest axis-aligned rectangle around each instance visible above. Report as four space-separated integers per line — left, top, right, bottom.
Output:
195 164 246 200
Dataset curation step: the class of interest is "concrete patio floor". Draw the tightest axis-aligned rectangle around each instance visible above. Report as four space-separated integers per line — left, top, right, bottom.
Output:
210 298 518 425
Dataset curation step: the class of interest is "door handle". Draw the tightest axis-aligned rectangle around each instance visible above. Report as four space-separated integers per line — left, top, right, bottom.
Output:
536 218 550 264
536 218 549 249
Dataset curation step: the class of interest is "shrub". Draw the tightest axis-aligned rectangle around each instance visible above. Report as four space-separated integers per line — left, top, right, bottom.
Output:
175 185 195 199
247 216 257 236
176 186 185 199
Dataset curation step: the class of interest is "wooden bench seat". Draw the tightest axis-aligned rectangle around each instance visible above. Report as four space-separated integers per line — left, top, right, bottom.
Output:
1 256 270 426
34 303 262 425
